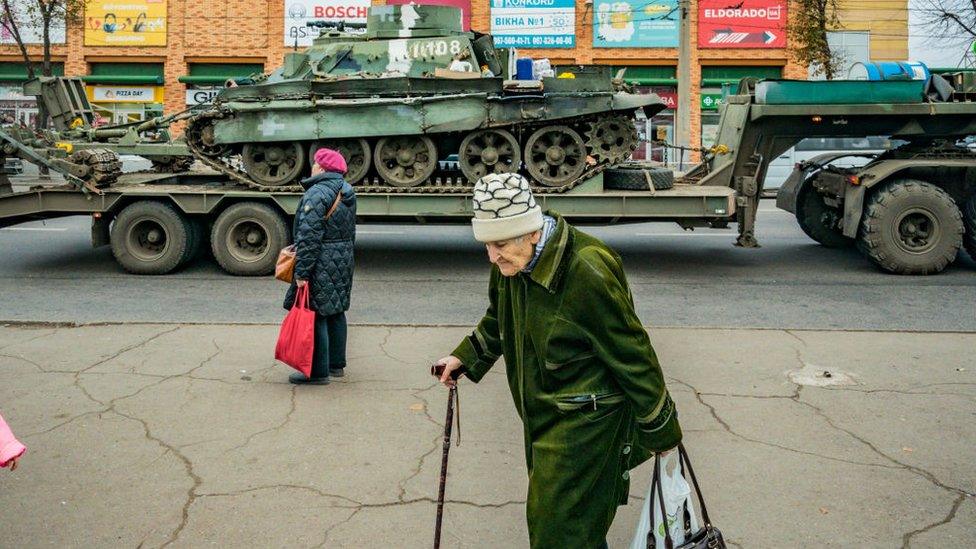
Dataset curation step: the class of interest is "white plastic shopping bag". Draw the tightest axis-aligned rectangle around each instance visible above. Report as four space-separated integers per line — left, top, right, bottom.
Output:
630 451 700 549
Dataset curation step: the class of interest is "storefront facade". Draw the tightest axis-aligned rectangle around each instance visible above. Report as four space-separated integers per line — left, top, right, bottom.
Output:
0 0 906 155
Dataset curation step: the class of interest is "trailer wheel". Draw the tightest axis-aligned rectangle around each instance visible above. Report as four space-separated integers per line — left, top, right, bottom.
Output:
963 192 976 262
211 202 289 276
604 166 674 191
857 179 964 275
796 186 853 248
110 201 189 275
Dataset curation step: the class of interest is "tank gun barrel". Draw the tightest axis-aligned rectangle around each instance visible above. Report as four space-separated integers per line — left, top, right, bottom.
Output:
88 106 200 139
305 20 366 32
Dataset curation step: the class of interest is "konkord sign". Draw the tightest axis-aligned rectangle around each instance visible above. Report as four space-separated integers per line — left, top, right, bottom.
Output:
490 0 576 49
698 0 787 48
284 0 370 47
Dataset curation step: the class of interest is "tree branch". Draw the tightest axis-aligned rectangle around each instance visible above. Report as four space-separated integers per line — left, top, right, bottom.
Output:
1 0 36 77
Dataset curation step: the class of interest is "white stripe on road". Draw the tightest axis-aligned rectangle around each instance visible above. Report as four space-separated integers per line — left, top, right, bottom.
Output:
0 227 68 232
636 233 732 237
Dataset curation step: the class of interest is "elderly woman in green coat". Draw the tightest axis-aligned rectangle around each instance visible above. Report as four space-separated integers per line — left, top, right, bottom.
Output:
435 173 682 549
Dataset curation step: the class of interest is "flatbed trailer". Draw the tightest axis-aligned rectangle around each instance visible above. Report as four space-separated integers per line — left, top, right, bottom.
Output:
0 169 736 275
2 78 975 275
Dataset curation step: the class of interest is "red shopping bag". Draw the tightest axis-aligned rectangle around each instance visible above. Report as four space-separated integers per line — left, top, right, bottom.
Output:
275 284 315 377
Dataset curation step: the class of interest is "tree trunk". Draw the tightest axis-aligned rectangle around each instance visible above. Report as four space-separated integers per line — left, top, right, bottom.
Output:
36 2 51 178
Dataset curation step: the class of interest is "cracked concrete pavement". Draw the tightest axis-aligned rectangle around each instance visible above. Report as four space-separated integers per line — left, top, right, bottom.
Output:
0 324 973 548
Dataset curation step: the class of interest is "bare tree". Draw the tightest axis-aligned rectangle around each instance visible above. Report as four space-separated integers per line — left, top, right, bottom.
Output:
788 0 845 79
1 0 84 130
915 0 976 55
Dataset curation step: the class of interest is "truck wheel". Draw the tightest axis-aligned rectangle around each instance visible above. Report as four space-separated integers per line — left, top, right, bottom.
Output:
857 179 964 275
795 186 853 248
211 202 289 276
963 193 976 262
604 166 674 191
180 216 207 267
110 201 189 275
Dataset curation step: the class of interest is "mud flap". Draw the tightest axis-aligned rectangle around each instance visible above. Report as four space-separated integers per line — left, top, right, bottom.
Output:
842 184 866 238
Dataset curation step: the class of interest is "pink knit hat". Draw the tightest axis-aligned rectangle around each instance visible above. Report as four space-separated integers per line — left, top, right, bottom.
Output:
313 148 347 174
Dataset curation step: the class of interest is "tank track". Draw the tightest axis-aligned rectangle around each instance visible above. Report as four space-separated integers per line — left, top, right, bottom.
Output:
186 111 617 195
69 148 123 189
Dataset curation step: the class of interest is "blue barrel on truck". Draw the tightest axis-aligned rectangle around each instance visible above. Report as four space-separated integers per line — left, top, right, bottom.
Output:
848 61 930 81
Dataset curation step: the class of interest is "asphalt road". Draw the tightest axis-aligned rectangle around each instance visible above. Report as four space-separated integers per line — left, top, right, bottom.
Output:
1 195 974 329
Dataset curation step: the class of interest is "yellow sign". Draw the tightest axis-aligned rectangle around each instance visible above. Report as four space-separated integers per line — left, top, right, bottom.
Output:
85 1 167 46
85 85 164 104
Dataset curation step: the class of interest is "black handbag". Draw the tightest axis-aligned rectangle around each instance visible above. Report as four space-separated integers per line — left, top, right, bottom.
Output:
647 444 726 549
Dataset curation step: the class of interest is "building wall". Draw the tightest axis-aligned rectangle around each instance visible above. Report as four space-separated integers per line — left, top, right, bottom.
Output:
836 0 909 62
0 0 907 152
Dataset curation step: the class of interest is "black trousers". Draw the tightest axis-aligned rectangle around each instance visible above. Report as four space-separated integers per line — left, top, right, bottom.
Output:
311 311 347 378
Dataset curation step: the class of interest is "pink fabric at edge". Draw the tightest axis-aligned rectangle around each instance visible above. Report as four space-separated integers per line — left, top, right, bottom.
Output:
0 413 26 467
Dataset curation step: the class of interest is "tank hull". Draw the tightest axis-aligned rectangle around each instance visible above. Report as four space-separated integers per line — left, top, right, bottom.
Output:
211 90 664 143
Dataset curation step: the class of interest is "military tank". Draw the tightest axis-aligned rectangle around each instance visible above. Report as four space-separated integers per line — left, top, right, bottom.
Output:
185 5 666 193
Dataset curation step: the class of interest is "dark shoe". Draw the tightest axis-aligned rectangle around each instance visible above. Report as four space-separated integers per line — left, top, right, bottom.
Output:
329 367 345 378
289 372 330 385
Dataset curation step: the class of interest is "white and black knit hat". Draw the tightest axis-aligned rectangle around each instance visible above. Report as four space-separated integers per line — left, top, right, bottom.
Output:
471 173 544 242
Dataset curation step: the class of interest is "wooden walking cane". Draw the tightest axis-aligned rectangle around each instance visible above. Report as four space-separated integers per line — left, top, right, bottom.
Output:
431 364 461 549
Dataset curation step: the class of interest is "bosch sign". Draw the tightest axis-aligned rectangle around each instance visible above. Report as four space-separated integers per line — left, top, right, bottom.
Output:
313 5 367 17
284 1 371 46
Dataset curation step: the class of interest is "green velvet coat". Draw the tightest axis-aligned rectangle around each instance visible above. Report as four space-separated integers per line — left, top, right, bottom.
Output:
452 213 682 549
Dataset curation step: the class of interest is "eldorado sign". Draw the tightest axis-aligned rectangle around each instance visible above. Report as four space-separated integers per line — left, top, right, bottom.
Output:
698 0 787 49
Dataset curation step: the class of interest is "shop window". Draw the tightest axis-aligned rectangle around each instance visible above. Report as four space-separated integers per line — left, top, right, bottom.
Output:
86 65 164 124
628 85 677 164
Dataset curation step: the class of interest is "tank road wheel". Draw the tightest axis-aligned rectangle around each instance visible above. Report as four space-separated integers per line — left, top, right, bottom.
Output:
524 125 587 187
374 135 437 187
186 118 230 158
110 201 189 275
69 148 122 188
211 202 289 276
963 192 976 262
242 142 307 187
857 179 964 275
309 138 371 185
458 129 521 183
585 115 638 164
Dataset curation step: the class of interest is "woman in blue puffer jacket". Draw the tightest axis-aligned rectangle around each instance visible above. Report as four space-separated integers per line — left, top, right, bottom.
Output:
283 148 356 384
